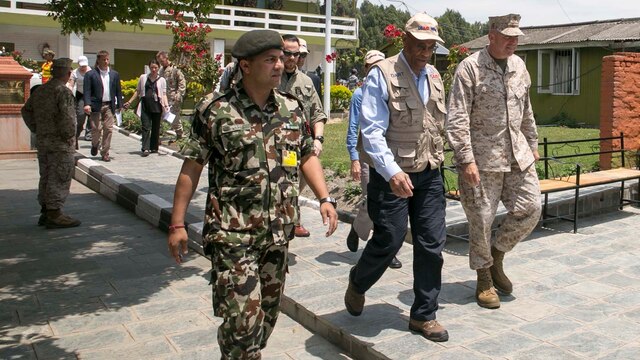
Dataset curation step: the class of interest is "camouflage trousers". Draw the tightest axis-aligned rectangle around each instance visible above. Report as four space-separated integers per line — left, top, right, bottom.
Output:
459 162 541 270
37 150 74 210
212 239 288 359
169 102 183 137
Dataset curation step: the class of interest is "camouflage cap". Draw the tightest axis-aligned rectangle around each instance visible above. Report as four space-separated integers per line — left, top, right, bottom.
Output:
232 30 284 59
405 13 444 43
52 57 73 69
299 38 309 54
489 14 525 36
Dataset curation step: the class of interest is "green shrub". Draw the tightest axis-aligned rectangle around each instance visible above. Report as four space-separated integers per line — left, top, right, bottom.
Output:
549 112 580 128
330 85 352 111
120 109 141 133
343 182 362 201
121 78 138 100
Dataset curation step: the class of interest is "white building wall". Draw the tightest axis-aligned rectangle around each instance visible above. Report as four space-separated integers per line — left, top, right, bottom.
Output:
0 25 64 60
81 32 173 63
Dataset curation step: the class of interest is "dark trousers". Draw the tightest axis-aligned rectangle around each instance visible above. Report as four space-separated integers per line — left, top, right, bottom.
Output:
350 166 446 321
140 110 161 152
74 95 90 138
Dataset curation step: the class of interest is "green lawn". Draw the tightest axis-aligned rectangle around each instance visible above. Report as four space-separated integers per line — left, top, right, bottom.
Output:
321 121 603 181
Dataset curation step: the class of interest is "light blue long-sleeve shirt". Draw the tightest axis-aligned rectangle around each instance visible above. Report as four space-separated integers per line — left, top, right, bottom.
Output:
359 51 431 181
346 87 363 161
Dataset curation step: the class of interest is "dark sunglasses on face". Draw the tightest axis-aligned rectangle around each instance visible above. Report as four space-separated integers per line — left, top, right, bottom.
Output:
283 50 300 57
299 53 308 58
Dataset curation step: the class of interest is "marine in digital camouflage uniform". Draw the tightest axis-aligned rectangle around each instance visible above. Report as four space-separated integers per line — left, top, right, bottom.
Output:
157 51 187 140
22 57 82 229
278 34 327 238
446 14 542 309
167 30 338 360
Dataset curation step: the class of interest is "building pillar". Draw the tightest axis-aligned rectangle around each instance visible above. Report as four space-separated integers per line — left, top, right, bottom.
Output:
212 39 225 65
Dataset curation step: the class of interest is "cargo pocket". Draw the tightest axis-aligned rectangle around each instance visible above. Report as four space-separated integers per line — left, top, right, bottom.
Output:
276 182 299 226
218 186 264 232
396 147 417 168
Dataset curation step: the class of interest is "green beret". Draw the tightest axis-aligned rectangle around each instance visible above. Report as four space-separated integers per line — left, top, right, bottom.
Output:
232 30 283 59
52 58 73 69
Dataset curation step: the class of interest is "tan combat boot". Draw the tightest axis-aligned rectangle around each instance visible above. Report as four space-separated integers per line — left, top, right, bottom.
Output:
490 246 513 294
476 268 500 309
45 210 81 229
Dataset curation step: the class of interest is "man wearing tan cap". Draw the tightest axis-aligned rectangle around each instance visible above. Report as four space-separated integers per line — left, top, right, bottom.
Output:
22 57 82 229
296 37 322 97
446 14 541 309
344 13 449 342
345 49 401 269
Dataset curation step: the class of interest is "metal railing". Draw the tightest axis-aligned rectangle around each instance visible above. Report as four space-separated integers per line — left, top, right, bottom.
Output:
1 0 358 40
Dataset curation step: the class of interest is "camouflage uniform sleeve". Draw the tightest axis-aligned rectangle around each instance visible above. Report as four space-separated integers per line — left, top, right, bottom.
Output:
520 69 538 150
58 87 77 140
308 87 327 127
446 61 476 165
176 68 186 100
21 96 36 133
179 96 216 164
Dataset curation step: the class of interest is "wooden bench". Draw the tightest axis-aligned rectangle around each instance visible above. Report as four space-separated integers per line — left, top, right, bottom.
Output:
442 133 640 238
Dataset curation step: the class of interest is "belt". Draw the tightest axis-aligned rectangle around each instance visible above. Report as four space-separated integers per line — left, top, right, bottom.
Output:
101 101 111 105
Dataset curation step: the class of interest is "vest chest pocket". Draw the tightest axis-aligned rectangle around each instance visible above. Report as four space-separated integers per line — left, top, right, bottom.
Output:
220 122 260 171
218 185 265 233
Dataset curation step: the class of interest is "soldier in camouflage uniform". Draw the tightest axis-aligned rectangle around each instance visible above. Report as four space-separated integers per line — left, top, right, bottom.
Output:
157 51 186 141
446 14 542 309
22 58 82 229
167 30 338 360
278 34 327 238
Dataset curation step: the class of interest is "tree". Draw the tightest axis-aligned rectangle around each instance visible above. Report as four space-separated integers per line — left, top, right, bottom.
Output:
436 9 487 47
48 0 220 35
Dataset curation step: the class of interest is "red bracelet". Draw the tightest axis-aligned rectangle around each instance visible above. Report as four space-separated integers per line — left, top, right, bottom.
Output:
168 224 186 232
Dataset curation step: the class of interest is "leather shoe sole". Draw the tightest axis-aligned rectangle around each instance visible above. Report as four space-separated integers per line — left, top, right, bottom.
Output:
346 227 359 252
389 256 402 269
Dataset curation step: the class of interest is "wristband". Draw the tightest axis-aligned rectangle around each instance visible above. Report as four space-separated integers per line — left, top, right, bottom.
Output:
168 224 186 232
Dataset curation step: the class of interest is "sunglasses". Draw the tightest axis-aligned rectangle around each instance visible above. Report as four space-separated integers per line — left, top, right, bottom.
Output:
299 53 308 58
283 50 300 57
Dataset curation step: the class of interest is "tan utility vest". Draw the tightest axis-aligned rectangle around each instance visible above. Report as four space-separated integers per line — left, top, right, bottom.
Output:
358 54 446 173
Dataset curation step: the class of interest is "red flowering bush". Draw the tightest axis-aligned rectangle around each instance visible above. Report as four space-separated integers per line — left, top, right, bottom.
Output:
443 44 471 96
325 51 338 63
166 10 220 100
383 24 404 53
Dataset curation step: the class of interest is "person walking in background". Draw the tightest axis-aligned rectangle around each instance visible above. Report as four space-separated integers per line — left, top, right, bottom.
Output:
22 58 81 229
124 59 170 156
446 14 541 310
156 51 186 143
347 68 358 91
83 50 123 162
343 13 449 342
41 49 54 84
297 38 322 98
345 49 402 269
67 55 92 146
278 34 327 238
167 30 338 359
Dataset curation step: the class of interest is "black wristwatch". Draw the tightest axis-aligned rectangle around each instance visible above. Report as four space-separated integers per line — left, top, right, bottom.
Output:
319 196 337 208
314 136 325 144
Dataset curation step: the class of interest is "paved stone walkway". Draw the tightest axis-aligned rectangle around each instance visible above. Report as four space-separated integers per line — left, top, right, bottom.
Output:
0 159 350 359
4 130 640 359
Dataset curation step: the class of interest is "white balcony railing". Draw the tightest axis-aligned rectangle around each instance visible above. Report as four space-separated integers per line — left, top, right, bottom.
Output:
1 1 358 41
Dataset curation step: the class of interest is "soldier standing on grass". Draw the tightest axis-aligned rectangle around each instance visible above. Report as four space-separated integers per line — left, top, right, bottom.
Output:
157 50 186 143
446 14 541 309
167 30 338 359
22 58 81 229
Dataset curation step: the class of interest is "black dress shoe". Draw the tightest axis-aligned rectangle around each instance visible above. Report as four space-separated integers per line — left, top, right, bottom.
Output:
346 226 359 252
90 145 98 156
389 256 402 269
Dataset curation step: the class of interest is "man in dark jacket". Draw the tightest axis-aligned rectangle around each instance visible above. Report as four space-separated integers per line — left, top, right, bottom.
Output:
83 50 123 162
